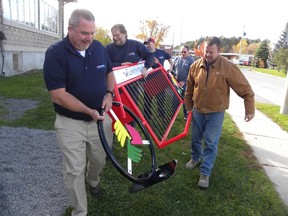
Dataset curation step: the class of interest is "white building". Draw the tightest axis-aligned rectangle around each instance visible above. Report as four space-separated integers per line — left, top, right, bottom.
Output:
0 0 75 76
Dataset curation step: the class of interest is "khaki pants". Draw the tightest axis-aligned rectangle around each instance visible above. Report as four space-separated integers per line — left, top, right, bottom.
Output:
54 114 113 216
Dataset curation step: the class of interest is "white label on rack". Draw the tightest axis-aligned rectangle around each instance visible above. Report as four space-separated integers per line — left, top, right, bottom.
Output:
114 63 144 84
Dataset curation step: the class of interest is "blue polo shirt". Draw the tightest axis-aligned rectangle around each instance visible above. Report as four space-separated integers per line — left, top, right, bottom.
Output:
106 39 154 69
152 49 171 69
173 56 194 82
43 36 113 121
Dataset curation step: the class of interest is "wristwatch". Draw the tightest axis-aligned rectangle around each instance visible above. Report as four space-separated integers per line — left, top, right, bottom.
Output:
106 90 115 98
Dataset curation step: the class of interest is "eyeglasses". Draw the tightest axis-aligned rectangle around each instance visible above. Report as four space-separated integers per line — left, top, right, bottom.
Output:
181 51 187 53
112 33 123 38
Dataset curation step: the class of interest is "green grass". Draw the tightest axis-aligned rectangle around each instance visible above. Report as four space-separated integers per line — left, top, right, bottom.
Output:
0 70 55 130
249 66 288 132
255 102 288 132
253 68 287 78
1 71 288 216
241 66 287 78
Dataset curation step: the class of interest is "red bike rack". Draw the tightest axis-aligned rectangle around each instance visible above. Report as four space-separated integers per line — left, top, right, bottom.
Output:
111 62 192 149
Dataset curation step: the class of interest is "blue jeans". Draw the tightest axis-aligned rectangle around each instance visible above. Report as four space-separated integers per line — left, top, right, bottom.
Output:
190 109 225 176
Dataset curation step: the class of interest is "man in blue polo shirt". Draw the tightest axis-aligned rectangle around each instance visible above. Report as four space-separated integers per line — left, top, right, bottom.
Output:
144 37 173 70
106 24 154 77
43 9 115 216
172 45 194 121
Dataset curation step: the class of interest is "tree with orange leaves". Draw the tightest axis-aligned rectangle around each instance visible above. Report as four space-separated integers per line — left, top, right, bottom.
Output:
193 41 205 57
135 20 170 48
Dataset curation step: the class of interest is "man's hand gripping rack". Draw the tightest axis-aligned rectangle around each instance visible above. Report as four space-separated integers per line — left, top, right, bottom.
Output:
97 62 191 192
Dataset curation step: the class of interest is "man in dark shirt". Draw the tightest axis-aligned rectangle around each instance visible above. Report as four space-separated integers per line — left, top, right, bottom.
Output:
106 24 154 78
144 37 173 70
43 9 115 216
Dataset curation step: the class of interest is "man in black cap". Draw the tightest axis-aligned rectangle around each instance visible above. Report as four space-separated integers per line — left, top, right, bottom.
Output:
144 37 173 71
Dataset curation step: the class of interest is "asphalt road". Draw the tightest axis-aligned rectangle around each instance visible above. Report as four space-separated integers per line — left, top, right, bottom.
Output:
240 68 286 105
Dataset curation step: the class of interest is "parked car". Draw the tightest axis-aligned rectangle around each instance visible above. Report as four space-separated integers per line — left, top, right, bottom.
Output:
243 61 251 66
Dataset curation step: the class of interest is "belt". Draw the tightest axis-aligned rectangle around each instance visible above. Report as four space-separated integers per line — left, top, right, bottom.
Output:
59 113 93 122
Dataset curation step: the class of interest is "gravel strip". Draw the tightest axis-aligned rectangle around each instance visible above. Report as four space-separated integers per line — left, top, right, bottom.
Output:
0 126 69 216
0 97 39 120
0 97 69 216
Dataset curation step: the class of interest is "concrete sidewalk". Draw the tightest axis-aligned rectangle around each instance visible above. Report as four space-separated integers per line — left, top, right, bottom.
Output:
226 91 288 207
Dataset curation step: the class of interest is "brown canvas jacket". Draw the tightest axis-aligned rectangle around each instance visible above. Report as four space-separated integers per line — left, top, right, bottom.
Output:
185 56 255 115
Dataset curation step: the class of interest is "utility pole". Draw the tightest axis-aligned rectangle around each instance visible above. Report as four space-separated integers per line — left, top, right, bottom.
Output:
239 25 245 55
180 16 183 45
172 32 174 49
280 31 288 114
280 75 288 114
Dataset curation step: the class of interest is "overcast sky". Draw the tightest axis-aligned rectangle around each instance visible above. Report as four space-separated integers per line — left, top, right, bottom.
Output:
64 0 288 46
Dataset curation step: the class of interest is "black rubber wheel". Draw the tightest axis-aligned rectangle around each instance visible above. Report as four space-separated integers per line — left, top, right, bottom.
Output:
97 101 157 184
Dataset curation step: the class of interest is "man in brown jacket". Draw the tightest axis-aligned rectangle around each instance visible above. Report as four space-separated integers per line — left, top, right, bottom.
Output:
185 36 255 188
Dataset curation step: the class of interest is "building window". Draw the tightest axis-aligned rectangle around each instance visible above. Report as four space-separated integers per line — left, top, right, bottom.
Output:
3 0 37 28
12 52 22 72
2 0 59 34
40 0 59 34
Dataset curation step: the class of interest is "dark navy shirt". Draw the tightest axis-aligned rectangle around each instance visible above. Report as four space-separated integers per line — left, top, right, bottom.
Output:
43 36 113 121
106 39 154 69
152 48 171 69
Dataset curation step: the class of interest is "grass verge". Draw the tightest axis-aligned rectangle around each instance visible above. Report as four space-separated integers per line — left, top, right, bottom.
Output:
255 102 288 132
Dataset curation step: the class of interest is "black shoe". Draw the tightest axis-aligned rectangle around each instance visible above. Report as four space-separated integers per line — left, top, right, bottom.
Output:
89 185 101 197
